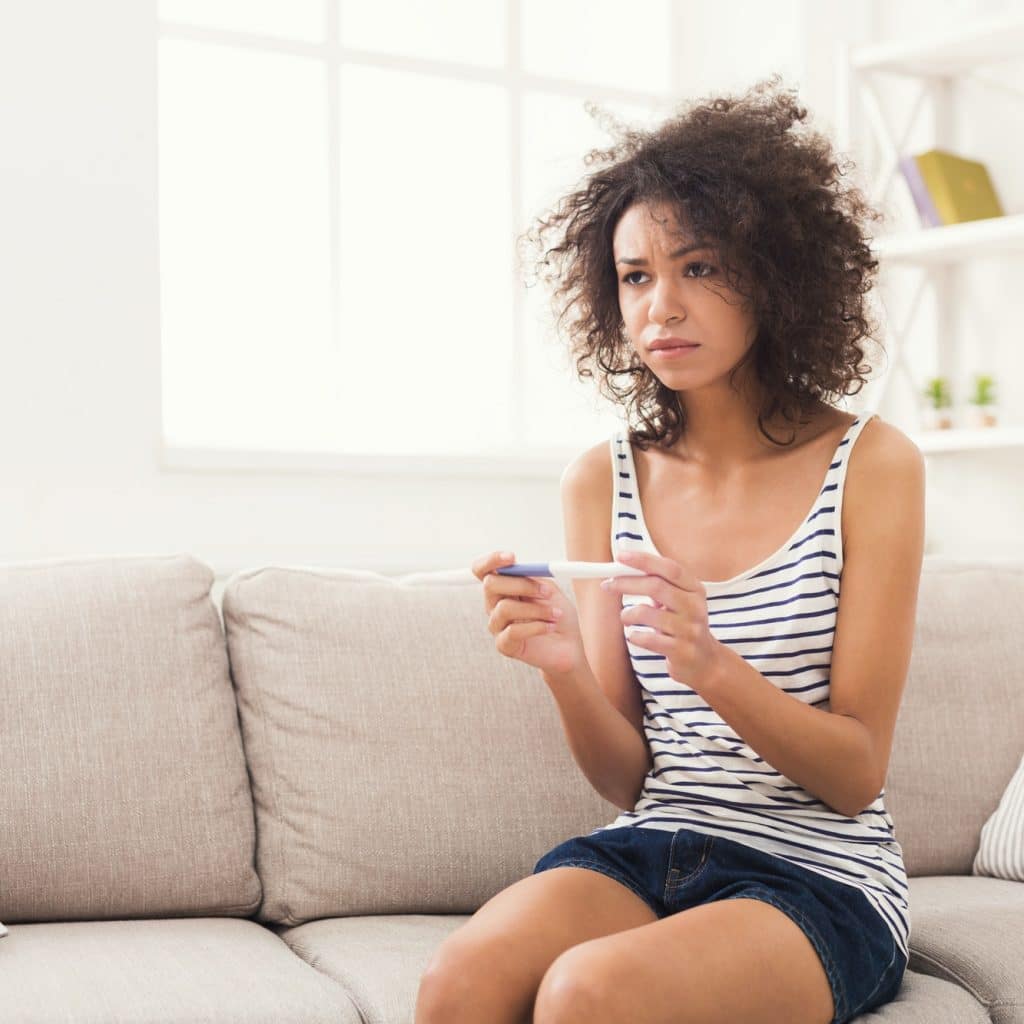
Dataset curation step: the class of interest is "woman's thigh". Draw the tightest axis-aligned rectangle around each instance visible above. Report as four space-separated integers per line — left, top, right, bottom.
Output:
417 859 657 1023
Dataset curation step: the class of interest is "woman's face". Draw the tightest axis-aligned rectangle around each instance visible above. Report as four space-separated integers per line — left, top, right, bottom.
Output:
612 202 759 388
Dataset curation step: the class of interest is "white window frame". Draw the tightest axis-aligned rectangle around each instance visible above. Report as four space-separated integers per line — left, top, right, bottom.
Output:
156 0 684 479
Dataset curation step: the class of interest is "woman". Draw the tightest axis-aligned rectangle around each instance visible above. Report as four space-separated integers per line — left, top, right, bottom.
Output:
418 74 925 1024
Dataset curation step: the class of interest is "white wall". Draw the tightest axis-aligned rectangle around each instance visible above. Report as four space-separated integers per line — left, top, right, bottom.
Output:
1 0 1021 591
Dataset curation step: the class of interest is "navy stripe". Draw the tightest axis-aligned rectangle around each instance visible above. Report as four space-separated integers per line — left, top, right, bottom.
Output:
705 562 841 603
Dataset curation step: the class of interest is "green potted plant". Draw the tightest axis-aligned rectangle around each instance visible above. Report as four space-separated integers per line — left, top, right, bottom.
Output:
965 373 999 428
922 376 955 430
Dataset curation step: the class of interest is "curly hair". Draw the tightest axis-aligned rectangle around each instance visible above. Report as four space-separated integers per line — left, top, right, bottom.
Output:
518 73 887 451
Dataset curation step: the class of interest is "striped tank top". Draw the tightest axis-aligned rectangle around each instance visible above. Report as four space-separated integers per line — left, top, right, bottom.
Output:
593 412 910 961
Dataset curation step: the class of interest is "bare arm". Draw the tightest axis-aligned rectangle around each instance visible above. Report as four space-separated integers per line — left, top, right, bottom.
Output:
542 657 651 811
541 444 653 811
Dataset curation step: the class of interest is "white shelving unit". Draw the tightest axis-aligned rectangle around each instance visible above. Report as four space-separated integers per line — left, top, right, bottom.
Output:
836 13 1024 455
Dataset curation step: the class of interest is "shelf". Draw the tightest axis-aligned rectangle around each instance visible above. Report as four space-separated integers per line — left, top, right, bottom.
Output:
852 13 1024 76
844 15 1023 457
872 212 1024 265
909 426 1024 454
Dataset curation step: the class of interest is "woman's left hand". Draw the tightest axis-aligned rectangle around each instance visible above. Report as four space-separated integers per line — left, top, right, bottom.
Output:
602 549 724 694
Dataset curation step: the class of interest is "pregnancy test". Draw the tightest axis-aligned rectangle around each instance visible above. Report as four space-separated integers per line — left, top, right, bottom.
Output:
495 560 647 579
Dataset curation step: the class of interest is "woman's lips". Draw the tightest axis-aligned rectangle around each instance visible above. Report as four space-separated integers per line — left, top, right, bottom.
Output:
651 344 700 357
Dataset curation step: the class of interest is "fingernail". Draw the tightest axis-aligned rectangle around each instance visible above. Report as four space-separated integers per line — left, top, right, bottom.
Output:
600 578 614 589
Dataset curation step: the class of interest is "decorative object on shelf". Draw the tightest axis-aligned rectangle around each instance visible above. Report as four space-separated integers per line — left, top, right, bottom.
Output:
899 148 1005 229
842 15 1024 455
899 154 942 228
964 373 999 429
922 376 955 430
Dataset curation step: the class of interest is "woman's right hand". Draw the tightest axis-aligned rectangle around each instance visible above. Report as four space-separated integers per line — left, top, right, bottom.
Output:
471 551 585 678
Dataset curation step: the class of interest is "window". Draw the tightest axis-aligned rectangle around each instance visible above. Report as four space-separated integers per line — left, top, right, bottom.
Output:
158 0 675 469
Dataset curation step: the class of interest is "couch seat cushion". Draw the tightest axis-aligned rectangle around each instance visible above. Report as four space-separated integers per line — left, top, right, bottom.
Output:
276 914 466 1024
908 875 1024 1024
274 914 990 1024
0 917 360 1023
879 970 992 1022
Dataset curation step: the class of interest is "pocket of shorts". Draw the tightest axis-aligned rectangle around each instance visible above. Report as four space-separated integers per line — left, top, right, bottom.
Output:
664 831 714 893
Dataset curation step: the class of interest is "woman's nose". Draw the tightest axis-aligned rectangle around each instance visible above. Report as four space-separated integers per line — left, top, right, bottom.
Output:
648 281 685 323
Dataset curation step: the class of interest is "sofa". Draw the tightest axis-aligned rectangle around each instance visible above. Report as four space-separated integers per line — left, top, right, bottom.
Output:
0 552 1021 1023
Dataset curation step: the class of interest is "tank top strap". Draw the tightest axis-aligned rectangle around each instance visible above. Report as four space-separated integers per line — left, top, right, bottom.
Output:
609 429 649 559
833 411 878 469
828 411 879 575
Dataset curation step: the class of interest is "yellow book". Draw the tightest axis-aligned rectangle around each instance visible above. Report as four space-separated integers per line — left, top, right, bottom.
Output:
914 149 1004 225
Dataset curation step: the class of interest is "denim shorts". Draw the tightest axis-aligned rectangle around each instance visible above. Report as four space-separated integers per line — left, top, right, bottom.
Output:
532 825 907 1024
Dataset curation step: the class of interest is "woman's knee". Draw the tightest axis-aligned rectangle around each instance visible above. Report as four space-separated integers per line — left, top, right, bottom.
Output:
416 934 513 1024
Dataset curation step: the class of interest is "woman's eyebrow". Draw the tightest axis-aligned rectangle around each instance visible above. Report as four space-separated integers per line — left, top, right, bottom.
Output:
615 243 712 266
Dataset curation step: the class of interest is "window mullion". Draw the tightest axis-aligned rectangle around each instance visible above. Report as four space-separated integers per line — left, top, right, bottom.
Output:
327 0 342 420
508 0 524 447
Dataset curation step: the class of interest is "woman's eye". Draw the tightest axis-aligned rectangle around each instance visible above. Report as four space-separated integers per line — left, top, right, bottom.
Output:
621 262 714 286
686 261 714 277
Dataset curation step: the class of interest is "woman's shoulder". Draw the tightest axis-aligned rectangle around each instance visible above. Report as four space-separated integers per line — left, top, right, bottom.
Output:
843 413 924 490
558 439 624 562
559 436 619 500
835 416 926 588
844 410 921 462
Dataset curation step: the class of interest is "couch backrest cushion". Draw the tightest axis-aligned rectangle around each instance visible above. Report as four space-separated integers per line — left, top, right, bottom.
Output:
222 565 614 926
223 555 1023 925
883 558 1024 876
0 555 261 923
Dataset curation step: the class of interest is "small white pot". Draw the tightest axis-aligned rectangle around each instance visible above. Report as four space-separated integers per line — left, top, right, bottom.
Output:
963 404 999 429
921 406 955 430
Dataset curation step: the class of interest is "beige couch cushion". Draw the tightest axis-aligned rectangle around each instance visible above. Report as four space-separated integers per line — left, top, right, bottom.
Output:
222 565 616 926
224 557 1022 926
275 915 460 1024
907 876 1024 1024
0 554 261 923
847 970 990 1022
0 918 358 1023
882 559 1024 877
274 915 995 1024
